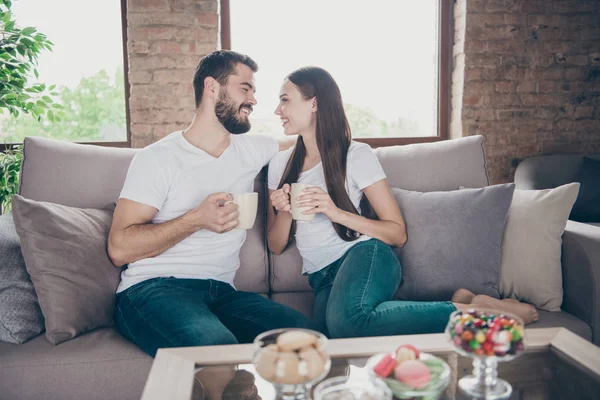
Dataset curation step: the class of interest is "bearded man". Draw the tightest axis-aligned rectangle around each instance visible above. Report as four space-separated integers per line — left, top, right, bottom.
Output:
108 50 313 357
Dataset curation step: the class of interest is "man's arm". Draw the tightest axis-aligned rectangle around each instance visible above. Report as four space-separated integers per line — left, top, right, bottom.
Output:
108 193 238 267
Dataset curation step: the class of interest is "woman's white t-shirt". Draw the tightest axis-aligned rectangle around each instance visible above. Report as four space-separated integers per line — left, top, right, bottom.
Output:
267 141 386 275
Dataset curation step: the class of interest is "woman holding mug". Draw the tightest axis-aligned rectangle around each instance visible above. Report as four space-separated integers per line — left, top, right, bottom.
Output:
266 67 538 338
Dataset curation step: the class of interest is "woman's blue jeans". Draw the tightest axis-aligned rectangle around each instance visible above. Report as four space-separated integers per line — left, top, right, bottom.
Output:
115 277 314 357
308 239 456 338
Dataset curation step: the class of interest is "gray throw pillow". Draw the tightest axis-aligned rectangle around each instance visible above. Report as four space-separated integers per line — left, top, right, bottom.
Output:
0 213 45 344
391 184 515 301
11 195 122 345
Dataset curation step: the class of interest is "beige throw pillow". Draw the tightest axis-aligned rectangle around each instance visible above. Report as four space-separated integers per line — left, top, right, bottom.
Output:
499 183 580 311
11 195 121 345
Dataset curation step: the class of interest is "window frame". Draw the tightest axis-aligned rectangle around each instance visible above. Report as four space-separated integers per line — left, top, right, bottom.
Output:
220 0 451 148
1 0 131 150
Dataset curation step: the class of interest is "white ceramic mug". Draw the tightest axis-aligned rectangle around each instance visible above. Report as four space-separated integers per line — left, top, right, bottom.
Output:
228 192 258 229
291 183 315 221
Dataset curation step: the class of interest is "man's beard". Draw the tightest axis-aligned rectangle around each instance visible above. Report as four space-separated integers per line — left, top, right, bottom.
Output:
215 90 252 134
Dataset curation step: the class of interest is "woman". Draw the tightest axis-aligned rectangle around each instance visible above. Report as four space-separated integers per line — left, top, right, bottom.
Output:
266 67 538 338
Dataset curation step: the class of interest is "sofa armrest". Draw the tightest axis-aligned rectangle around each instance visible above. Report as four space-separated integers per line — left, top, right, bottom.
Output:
514 158 542 189
514 155 583 190
561 220 600 345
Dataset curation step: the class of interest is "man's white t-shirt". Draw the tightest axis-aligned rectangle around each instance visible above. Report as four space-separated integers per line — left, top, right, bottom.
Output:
267 141 386 275
116 131 279 293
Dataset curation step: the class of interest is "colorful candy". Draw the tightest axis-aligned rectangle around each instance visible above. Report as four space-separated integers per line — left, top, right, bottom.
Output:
447 309 525 357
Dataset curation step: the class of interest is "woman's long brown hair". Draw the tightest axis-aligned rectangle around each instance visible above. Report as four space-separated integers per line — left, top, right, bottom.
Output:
277 67 361 242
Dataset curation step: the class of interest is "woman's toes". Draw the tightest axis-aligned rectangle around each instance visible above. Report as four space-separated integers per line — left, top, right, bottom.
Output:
452 288 476 304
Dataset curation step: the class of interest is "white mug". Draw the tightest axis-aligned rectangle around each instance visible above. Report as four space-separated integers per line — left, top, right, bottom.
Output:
228 192 258 230
291 183 315 221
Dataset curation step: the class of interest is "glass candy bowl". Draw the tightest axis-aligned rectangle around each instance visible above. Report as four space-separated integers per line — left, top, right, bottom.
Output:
252 328 331 399
445 308 526 399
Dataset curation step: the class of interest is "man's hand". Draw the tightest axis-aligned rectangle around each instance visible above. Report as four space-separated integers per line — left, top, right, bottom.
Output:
191 192 239 233
270 184 291 213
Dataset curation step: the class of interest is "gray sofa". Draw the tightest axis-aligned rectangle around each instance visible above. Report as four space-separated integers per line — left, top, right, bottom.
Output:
1 135 599 400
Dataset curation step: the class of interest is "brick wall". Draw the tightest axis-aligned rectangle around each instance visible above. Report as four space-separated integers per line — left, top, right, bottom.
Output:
125 0 599 183
452 0 600 183
126 0 218 147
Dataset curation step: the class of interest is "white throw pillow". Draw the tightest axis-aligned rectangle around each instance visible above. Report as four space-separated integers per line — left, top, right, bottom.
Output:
499 183 580 311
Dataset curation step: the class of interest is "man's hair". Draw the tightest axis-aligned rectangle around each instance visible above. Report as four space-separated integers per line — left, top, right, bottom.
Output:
193 50 258 107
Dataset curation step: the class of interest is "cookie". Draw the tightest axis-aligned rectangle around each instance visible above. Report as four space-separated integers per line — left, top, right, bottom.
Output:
254 344 279 380
275 352 304 384
276 330 318 352
299 346 326 380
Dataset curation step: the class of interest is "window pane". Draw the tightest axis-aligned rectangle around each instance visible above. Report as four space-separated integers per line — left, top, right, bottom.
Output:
1 0 127 143
230 0 439 139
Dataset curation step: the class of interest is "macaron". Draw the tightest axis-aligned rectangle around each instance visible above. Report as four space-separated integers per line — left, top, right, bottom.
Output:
395 344 419 365
394 359 432 389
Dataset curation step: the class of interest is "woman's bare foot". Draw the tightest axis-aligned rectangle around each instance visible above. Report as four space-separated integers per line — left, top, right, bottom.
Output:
471 294 539 325
451 288 476 304
503 298 522 304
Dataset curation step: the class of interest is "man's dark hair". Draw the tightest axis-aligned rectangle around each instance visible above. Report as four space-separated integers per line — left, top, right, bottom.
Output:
193 50 258 107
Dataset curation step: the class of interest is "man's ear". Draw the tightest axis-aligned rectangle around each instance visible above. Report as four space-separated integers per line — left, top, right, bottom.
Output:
204 77 220 100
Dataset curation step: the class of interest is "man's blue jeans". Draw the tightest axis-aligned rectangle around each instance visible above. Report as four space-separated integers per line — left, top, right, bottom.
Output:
308 239 456 338
115 277 314 357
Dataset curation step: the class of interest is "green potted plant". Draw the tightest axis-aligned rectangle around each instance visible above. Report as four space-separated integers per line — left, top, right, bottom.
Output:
1 0 60 213
0 144 22 214
1 0 60 121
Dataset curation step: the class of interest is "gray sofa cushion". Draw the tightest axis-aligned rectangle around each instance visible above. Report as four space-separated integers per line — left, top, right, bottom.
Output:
374 135 489 191
11 195 122 345
0 328 152 400
268 292 593 342
19 137 138 209
271 292 315 318
0 213 45 344
528 311 592 341
392 184 515 301
571 157 600 223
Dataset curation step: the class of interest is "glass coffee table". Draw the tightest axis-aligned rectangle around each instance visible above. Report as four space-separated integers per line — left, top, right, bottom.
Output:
141 328 600 399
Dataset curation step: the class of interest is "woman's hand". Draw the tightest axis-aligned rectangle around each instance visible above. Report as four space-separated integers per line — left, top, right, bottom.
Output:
270 184 291 213
296 186 344 222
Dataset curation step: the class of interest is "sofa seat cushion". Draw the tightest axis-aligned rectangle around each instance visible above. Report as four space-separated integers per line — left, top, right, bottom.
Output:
271 292 315 318
528 311 592 341
0 328 152 400
269 292 592 342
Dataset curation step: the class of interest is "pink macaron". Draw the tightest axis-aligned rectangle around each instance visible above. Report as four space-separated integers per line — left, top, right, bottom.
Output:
394 359 432 389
